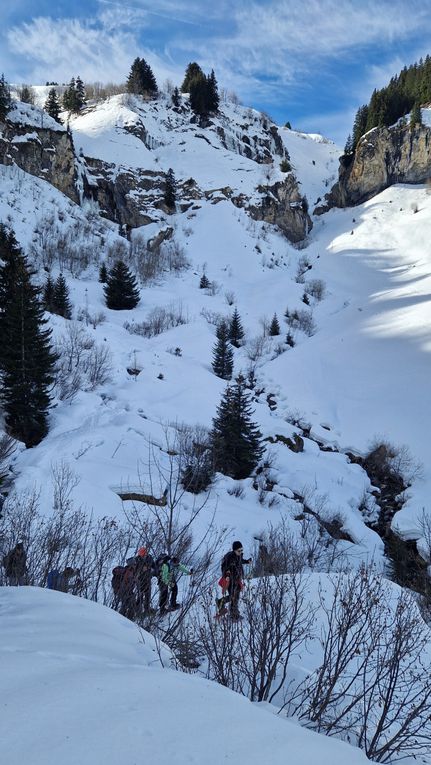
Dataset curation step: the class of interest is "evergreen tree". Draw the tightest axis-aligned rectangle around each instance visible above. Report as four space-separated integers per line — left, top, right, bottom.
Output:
229 308 244 347
0 74 11 121
269 313 280 336
181 62 204 92
164 167 176 209
104 260 140 310
53 273 72 319
344 134 353 155
62 78 76 112
44 88 63 123
0 225 57 447
211 374 264 479
75 76 86 111
199 273 210 289
189 72 208 116
42 274 55 313
212 320 233 379
99 262 108 283
171 86 180 107
126 57 158 97
207 69 219 112
410 102 422 128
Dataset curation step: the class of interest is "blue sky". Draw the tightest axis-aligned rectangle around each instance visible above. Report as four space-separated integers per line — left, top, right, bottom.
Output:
1 0 431 146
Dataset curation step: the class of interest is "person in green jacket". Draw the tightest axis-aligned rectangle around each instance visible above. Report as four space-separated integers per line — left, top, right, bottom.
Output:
159 555 193 614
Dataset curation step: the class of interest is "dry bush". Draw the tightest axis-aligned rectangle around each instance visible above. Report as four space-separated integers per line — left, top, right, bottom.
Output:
55 323 112 400
124 302 188 338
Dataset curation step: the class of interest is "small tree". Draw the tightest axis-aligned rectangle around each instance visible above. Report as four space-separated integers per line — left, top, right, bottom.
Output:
410 102 422 129
53 274 72 319
181 62 204 93
98 263 108 283
199 273 210 289
42 274 56 313
164 168 176 210
229 308 244 347
0 74 11 120
212 320 233 380
126 57 158 97
171 87 180 107
75 76 86 111
44 88 63 123
104 260 140 310
211 374 264 479
19 85 35 105
269 313 280 336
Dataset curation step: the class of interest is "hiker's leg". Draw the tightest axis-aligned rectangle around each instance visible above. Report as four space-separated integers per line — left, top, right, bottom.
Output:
169 582 178 608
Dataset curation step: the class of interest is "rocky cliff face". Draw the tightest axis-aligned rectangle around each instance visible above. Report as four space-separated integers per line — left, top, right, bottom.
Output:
239 175 312 242
319 124 431 211
0 119 79 203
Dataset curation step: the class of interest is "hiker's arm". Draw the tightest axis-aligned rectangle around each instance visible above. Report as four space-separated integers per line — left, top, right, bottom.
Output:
161 563 170 585
177 563 192 575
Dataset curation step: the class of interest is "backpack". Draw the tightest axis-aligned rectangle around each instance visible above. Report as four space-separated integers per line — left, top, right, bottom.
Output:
111 565 127 595
154 555 169 581
47 569 60 590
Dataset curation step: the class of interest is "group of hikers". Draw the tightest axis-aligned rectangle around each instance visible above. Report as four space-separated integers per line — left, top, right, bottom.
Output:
2 539 252 621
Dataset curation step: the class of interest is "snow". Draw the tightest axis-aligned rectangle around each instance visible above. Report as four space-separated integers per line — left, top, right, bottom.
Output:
0 585 371 765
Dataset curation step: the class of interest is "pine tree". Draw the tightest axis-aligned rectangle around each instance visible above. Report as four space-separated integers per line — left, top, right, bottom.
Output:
189 72 208 116
181 62 204 92
0 74 11 121
62 78 76 112
99 262 108 283
104 260 140 310
207 69 219 112
42 275 55 313
0 226 57 447
229 308 244 347
75 76 86 111
344 134 353 155
44 88 63 123
126 57 157 97
211 374 264 479
164 168 176 210
212 321 233 379
410 102 422 129
269 313 280 336
199 273 210 289
53 273 72 319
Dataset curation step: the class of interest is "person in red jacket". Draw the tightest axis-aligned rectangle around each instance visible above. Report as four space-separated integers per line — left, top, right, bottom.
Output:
219 541 251 620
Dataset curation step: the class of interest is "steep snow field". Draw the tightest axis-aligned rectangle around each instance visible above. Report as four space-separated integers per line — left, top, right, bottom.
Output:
0 586 372 765
1 95 430 561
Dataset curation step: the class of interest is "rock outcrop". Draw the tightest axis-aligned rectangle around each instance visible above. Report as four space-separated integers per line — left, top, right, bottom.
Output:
0 119 79 203
243 175 313 242
319 124 431 211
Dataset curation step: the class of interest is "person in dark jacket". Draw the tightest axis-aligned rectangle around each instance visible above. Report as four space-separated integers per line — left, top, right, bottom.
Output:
219 541 251 619
3 542 27 586
134 547 155 615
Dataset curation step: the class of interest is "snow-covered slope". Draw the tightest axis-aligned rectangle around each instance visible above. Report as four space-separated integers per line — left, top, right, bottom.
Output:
0 586 371 765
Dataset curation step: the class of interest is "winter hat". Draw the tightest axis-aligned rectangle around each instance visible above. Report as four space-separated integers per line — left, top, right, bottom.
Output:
232 541 243 551
137 547 147 557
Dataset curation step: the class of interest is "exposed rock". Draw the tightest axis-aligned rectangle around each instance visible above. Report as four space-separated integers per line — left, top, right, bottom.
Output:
0 119 78 202
243 175 312 242
319 124 431 211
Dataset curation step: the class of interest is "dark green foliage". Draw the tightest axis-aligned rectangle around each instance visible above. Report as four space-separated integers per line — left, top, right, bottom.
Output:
99 263 108 283
302 292 310 305
75 76 86 110
279 158 291 172
164 168 176 209
181 62 204 92
286 332 295 347
410 102 422 128
269 313 280 336
171 87 180 107
284 121 292 129
44 88 63 123
349 55 431 147
0 224 57 447
188 67 219 117
181 437 214 494
344 134 353 154
212 321 233 379
42 275 55 312
0 74 11 120
104 260 140 310
199 273 210 289
229 308 244 347
126 57 158 97
211 374 264 479
53 274 72 319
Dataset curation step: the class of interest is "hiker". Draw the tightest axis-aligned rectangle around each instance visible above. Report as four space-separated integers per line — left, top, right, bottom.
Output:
219 541 252 620
47 567 81 594
111 563 137 620
134 547 155 615
158 555 193 614
3 542 27 586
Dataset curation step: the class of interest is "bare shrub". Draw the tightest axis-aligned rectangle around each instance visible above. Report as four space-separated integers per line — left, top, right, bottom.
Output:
285 567 431 762
200 308 225 326
364 438 422 487
0 435 17 484
246 335 268 361
305 278 326 302
224 291 236 306
286 309 316 336
124 302 188 338
227 484 245 499
76 308 106 328
295 255 312 283
55 323 112 399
